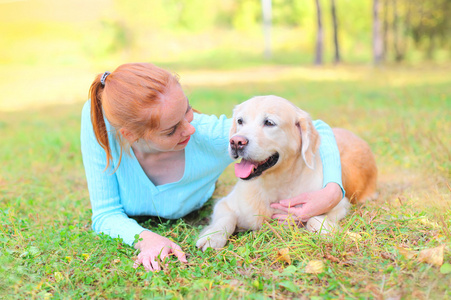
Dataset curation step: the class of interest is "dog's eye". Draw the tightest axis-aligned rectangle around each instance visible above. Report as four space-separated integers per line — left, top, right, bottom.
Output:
264 119 276 127
237 118 243 125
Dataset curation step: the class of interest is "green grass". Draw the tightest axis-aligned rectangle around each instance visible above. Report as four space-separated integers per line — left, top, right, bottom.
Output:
1 65 450 299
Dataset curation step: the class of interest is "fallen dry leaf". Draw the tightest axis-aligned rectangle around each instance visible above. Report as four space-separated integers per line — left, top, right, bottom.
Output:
418 245 445 267
346 231 362 241
417 217 439 229
277 248 291 265
396 246 417 259
324 253 340 263
305 260 324 274
381 252 395 261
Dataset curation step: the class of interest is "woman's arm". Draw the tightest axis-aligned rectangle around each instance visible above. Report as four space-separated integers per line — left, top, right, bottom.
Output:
315 120 344 197
81 101 147 245
271 120 344 222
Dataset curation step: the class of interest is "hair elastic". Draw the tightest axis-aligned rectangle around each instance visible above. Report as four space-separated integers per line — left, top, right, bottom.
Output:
100 71 111 86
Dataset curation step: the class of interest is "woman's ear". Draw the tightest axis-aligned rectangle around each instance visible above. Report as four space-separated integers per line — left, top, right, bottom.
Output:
119 128 137 143
296 109 320 169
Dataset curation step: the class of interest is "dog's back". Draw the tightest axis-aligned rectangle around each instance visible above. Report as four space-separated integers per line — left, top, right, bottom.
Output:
333 128 378 203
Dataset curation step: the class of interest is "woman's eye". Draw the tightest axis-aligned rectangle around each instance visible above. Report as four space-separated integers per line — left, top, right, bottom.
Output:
264 119 276 127
167 127 177 136
237 118 243 125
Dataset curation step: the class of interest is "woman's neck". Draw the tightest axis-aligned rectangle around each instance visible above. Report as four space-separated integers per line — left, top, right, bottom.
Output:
133 148 186 186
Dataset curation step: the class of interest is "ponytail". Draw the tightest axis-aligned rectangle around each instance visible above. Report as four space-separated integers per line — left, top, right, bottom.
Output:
89 75 114 170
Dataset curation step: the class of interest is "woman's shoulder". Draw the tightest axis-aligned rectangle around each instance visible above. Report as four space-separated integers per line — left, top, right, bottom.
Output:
81 100 92 129
82 99 99 124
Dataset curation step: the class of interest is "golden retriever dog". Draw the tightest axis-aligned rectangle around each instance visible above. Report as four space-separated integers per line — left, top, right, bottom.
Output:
196 95 377 251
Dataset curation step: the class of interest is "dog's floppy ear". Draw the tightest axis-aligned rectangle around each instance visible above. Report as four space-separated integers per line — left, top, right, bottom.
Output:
296 109 320 169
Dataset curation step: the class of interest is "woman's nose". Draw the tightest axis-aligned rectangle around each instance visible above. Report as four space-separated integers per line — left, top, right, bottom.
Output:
182 122 195 137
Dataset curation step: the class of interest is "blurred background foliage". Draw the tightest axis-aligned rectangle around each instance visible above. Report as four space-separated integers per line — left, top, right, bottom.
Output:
0 0 450 110
2 0 450 66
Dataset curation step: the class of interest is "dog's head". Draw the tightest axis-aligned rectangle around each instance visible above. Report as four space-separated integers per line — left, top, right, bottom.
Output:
230 95 320 180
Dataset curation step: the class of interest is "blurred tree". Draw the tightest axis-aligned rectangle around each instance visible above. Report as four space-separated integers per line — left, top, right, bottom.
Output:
408 0 451 59
383 0 388 61
392 0 402 61
177 0 218 31
90 0 450 64
232 0 261 31
373 0 384 64
271 0 305 27
314 0 323 65
83 20 132 59
380 0 451 63
331 0 340 63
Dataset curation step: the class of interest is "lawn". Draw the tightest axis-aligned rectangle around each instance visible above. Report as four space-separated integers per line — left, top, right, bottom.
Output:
0 64 450 299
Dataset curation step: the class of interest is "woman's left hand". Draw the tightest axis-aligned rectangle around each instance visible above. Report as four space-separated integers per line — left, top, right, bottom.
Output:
270 183 343 224
133 230 187 272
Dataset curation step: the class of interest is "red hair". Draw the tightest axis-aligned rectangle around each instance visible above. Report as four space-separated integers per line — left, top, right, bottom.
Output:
89 63 180 170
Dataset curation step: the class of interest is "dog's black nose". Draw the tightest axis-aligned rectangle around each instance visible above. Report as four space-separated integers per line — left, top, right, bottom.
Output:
230 135 248 151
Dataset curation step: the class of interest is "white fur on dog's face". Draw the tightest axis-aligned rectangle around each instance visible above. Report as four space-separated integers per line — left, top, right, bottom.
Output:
229 95 306 173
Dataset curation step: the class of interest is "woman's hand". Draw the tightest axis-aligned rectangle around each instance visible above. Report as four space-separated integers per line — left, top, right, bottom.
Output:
270 183 343 224
133 230 187 272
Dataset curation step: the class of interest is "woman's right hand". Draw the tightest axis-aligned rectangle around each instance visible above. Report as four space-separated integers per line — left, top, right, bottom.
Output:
133 230 187 272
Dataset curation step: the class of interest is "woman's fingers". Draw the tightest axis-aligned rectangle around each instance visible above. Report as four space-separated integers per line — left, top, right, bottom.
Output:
170 243 188 263
270 203 289 211
134 252 160 272
133 238 189 272
272 203 304 216
135 246 186 272
279 193 309 206
272 213 306 226
149 256 161 271
272 213 299 224
273 198 307 209
133 255 143 269
141 257 152 271
272 213 289 220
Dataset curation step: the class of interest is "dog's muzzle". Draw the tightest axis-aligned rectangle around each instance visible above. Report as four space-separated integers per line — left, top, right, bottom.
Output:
229 135 249 159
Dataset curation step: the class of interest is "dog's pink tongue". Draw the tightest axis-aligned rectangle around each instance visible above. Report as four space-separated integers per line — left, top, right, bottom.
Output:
235 159 257 178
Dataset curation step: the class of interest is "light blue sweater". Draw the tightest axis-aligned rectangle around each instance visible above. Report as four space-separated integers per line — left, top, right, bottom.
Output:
81 100 343 245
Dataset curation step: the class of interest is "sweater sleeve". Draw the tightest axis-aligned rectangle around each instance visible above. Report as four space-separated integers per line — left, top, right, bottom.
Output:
313 120 345 199
80 101 148 246
194 113 235 165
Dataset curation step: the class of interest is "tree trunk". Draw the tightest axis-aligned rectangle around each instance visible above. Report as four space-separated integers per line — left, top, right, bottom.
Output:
426 37 435 60
392 0 402 61
331 0 340 63
261 0 272 59
400 0 412 60
383 0 389 61
373 0 384 65
314 0 323 65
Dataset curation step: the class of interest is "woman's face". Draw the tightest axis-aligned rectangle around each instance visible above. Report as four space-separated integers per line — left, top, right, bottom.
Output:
131 84 196 154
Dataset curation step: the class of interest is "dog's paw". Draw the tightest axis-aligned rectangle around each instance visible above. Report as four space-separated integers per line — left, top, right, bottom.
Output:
306 216 336 234
196 229 228 252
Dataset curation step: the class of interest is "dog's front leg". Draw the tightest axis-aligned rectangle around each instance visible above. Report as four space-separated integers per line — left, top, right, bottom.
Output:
196 199 237 252
306 197 351 234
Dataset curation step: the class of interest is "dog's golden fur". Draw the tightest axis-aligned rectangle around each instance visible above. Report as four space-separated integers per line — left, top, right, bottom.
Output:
334 128 378 203
196 95 377 251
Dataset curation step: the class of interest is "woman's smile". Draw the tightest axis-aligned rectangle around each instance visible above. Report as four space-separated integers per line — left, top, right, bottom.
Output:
178 136 191 145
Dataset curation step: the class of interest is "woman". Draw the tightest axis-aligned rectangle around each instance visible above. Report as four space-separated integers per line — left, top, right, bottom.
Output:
81 62 344 272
